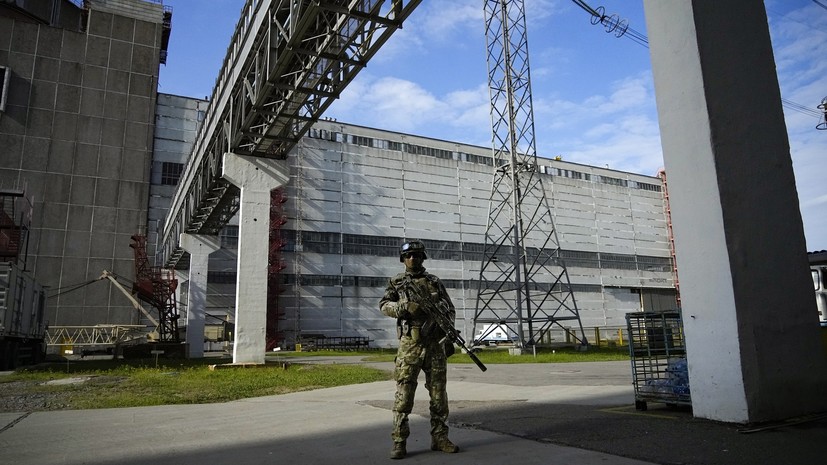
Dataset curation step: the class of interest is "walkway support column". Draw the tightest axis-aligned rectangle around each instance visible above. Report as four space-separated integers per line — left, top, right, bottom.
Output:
180 234 220 358
644 0 827 423
174 270 187 335
222 153 289 364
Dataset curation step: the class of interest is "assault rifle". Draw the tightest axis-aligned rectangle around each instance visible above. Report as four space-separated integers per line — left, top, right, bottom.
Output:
397 276 487 372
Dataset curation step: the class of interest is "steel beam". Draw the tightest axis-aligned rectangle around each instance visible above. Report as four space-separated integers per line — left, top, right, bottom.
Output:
161 0 422 269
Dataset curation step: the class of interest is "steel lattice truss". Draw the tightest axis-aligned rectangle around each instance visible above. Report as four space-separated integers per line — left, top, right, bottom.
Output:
45 326 148 347
161 0 421 268
474 0 587 347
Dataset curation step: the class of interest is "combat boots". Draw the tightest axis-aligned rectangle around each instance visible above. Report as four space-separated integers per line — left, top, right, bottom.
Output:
430 436 459 453
390 441 406 459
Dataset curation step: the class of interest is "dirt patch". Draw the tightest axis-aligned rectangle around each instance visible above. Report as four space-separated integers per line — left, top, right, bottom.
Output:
0 376 126 413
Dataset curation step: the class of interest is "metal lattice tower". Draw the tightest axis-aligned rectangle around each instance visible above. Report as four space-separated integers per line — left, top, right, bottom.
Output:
473 0 587 348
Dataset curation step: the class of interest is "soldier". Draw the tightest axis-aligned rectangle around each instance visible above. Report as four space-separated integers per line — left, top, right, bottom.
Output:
379 240 459 459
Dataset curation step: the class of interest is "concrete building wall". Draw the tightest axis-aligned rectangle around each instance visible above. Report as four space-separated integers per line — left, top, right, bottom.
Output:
0 0 165 327
148 93 237 342
266 121 675 348
85 0 166 24
148 93 207 262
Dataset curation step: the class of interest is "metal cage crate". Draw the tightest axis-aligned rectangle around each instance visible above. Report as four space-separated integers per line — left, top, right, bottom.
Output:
625 310 691 410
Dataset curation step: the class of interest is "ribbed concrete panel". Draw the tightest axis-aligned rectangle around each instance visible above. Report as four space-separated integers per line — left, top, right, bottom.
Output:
342 193 403 208
296 220 342 233
263 121 675 346
405 198 460 215
0 2 167 330
140 114 673 348
86 0 164 24
148 94 207 261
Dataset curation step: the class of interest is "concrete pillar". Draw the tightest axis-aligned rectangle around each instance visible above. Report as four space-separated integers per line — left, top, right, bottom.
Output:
173 270 187 341
644 0 827 423
222 153 289 364
180 234 220 358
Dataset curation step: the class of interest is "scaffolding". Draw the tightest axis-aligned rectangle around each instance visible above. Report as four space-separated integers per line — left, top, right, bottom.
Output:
658 169 681 308
0 187 32 267
129 235 179 342
267 188 288 350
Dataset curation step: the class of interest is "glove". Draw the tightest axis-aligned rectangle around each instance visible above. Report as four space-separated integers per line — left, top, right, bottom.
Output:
398 301 419 319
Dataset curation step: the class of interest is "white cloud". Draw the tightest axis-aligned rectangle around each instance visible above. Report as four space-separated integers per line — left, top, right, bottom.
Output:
330 76 487 136
410 0 561 42
531 70 663 175
333 0 826 249
768 3 827 249
415 0 481 40
372 0 485 61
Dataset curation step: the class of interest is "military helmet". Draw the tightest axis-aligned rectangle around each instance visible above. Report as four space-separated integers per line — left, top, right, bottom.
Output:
399 240 427 262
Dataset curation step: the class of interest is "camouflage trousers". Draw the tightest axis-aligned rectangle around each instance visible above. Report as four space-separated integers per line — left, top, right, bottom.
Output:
392 335 449 443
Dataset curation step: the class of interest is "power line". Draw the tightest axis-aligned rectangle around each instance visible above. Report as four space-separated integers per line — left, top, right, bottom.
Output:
571 0 823 126
782 98 822 118
47 279 100 298
571 0 648 47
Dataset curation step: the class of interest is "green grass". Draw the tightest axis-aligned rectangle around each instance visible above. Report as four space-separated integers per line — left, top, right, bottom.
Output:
1 357 390 410
1 346 628 411
458 345 630 364
277 345 630 364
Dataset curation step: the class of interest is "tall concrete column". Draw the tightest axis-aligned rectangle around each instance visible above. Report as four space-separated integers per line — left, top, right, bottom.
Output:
644 0 827 423
174 270 188 341
222 153 289 364
180 234 220 358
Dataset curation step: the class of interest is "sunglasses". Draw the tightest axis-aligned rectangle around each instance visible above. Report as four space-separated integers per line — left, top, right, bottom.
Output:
402 252 424 259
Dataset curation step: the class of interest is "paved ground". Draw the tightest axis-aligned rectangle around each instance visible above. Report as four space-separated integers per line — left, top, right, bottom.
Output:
1 357 825 465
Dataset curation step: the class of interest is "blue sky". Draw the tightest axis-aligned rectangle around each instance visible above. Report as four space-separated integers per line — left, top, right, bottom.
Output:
158 0 827 251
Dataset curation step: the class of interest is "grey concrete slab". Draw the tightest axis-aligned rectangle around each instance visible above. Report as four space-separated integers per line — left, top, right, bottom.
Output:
3 360 824 465
0 377 653 465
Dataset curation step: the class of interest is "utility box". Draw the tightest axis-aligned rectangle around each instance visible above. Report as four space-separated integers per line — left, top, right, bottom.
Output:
0 261 47 369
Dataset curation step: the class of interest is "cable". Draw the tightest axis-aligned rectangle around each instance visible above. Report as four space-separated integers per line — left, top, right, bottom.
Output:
47 278 100 298
570 0 822 126
571 0 648 47
47 272 139 299
782 98 823 118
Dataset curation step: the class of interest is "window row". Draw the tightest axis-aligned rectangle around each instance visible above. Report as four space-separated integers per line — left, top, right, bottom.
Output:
306 127 661 192
249 229 675 272
150 161 185 186
208 270 604 293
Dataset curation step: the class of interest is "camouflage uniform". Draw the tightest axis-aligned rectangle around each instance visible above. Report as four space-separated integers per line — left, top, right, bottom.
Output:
379 267 457 457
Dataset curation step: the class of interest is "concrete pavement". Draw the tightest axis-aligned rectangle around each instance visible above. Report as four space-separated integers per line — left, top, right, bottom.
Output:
0 359 654 465
1 358 825 464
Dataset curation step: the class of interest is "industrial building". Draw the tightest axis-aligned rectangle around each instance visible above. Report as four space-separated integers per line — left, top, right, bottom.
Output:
1 0 676 353
2 0 822 428
0 0 170 335
145 97 679 350
146 105 677 350
262 120 676 348
149 113 677 350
